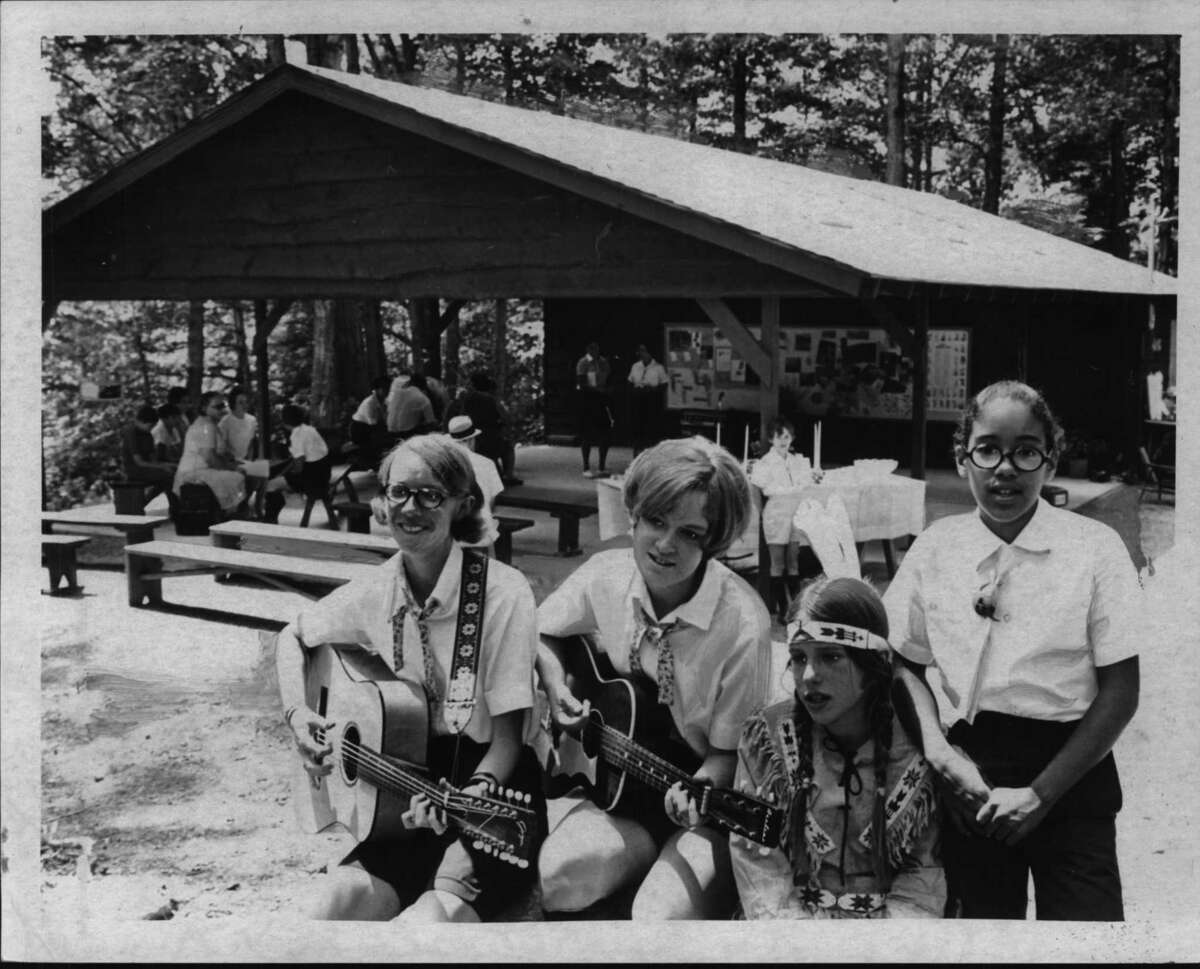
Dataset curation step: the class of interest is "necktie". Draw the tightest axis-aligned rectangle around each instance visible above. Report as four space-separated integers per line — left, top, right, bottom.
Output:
391 596 441 702
630 612 681 706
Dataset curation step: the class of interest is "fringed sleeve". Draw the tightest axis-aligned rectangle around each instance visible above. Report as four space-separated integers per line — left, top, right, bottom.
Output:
731 706 810 919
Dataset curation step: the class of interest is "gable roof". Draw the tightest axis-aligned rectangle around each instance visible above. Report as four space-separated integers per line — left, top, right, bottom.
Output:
46 62 1175 299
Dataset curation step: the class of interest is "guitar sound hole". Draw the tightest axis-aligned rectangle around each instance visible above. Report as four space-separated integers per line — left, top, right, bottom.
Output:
342 725 361 783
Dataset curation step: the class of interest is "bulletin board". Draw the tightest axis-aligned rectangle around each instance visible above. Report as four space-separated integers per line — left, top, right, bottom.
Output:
664 324 969 421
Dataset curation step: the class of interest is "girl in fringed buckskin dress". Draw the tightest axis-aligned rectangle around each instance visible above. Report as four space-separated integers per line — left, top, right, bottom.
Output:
730 576 944 919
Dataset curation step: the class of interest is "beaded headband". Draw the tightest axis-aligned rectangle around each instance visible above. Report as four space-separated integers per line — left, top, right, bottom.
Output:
787 620 892 654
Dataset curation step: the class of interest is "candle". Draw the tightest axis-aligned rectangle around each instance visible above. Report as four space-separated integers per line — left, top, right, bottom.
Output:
715 419 722 448
743 425 750 464
814 420 822 472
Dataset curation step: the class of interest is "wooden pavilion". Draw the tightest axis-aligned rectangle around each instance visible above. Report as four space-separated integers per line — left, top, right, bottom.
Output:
44 62 1176 473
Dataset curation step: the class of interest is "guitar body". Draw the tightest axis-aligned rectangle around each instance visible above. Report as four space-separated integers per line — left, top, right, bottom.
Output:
294 643 542 866
551 636 786 848
554 636 699 817
294 643 430 848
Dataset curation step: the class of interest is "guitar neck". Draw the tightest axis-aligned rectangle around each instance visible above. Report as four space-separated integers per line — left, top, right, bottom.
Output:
586 720 700 798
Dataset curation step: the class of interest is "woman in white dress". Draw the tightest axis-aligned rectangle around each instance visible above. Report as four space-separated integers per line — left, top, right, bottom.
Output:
173 391 247 515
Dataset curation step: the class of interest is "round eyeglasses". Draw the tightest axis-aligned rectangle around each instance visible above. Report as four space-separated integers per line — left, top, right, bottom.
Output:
966 443 1049 473
384 483 455 510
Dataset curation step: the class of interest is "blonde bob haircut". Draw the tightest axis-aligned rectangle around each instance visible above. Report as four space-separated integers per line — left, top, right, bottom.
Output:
378 433 487 545
622 436 751 560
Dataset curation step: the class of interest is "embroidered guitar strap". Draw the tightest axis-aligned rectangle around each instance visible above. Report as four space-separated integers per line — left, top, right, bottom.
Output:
443 549 488 735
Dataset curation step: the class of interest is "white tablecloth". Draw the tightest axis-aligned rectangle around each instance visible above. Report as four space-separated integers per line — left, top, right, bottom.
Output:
597 472 925 556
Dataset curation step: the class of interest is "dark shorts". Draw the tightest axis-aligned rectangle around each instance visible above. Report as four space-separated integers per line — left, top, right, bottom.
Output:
342 740 546 920
942 712 1124 920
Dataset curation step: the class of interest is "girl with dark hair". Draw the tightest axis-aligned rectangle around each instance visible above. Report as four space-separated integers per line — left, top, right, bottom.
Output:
731 576 944 919
749 416 815 621
172 391 246 515
886 380 1140 920
536 436 773 919
275 434 545 922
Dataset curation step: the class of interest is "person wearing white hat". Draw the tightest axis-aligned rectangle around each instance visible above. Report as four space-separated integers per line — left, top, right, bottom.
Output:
449 415 504 550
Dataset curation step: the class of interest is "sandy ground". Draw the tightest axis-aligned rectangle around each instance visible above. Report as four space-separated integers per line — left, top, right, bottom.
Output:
15 451 1199 959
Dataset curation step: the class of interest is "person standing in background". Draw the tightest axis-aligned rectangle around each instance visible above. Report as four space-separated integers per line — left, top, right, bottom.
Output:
628 343 668 457
447 372 523 487
350 376 392 467
387 371 438 441
575 341 613 479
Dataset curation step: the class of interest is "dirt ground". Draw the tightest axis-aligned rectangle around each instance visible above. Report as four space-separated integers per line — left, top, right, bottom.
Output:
21 489 1199 959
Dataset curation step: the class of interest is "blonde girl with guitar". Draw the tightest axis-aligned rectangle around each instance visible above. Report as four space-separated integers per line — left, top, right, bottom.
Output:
275 434 545 922
536 436 773 919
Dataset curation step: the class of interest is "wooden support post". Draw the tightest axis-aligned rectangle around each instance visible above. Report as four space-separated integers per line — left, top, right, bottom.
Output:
760 296 780 441
910 289 930 480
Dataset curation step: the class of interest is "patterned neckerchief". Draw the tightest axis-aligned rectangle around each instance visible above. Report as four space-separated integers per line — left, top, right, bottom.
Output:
629 610 682 706
392 587 442 702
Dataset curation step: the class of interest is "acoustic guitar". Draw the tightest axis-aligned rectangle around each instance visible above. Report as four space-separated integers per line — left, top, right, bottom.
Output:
550 636 784 848
293 643 538 869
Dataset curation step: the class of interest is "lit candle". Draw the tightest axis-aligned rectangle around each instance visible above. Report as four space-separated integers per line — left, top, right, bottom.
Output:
743 425 750 464
814 421 822 471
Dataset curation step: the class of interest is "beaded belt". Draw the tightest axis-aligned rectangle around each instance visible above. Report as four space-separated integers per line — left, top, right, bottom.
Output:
799 885 886 916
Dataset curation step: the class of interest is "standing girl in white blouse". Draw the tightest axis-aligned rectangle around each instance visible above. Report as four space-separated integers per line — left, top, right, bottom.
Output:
884 380 1140 920
749 417 814 622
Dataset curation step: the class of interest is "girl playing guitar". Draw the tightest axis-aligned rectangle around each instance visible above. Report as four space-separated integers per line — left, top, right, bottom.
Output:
275 434 545 922
536 436 773 919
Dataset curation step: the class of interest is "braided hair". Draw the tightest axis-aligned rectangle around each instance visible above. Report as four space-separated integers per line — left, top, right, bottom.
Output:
786 575 894 888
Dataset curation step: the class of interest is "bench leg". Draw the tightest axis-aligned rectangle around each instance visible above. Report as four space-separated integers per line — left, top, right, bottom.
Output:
882 539 898 578
126 553 163 607
44 545 83 595
344 510 370 534
494 531 514 565
554 514 582 557
126 526 155 546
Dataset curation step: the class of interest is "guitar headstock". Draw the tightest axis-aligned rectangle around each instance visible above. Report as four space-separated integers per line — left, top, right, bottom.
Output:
448 784 540 869
707 786 785 848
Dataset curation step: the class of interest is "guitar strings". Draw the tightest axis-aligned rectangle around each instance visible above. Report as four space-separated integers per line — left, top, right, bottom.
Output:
316 728 529 849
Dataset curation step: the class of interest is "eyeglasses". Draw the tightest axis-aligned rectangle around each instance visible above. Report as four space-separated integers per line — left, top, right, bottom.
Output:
384 483 454 510
966 443 1049 473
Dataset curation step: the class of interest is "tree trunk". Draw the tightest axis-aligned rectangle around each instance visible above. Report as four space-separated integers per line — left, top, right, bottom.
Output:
230 301 252 392
1157 38 1179 273
444 313 462 395
131 317 153 399
186 300 205 401
885 35 907 187
732 42 748 151
493 299 509 398
363 300 386 381
500 40 516 104
342 34 359 74
310 299 338 428
453 39 467 93
983 35 1009 214
254 299 292 452
409 298 441 376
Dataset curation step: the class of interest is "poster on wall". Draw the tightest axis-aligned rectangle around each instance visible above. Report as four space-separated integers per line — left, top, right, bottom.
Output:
664 324 969 421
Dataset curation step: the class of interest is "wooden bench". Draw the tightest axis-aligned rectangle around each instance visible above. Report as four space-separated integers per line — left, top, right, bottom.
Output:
43 535 91 595
42 511 170 546
494 515 535 565
125 540 375 607
209 520 397 562
495 488 597 557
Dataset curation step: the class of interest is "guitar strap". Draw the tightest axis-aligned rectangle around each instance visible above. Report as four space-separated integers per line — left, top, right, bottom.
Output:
442 548 489 735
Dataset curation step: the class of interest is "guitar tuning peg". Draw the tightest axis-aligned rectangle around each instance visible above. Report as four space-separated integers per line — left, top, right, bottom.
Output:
522 791 531 804
517 859 529 870
758 846 771 857
505 787 516 800
472 840 483 851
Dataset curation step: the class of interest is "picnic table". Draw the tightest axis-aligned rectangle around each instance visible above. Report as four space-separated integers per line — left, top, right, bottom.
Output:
596 470 926 576
495 486 597 557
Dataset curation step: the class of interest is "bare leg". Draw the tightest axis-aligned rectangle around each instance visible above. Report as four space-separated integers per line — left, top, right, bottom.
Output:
538 796 658 912
394 890 480 924
631 826 736 920
309 864 402 921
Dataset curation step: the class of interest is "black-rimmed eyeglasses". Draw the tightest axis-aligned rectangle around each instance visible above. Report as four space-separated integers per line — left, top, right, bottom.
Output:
384 483 453 510
965 443 1049 473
